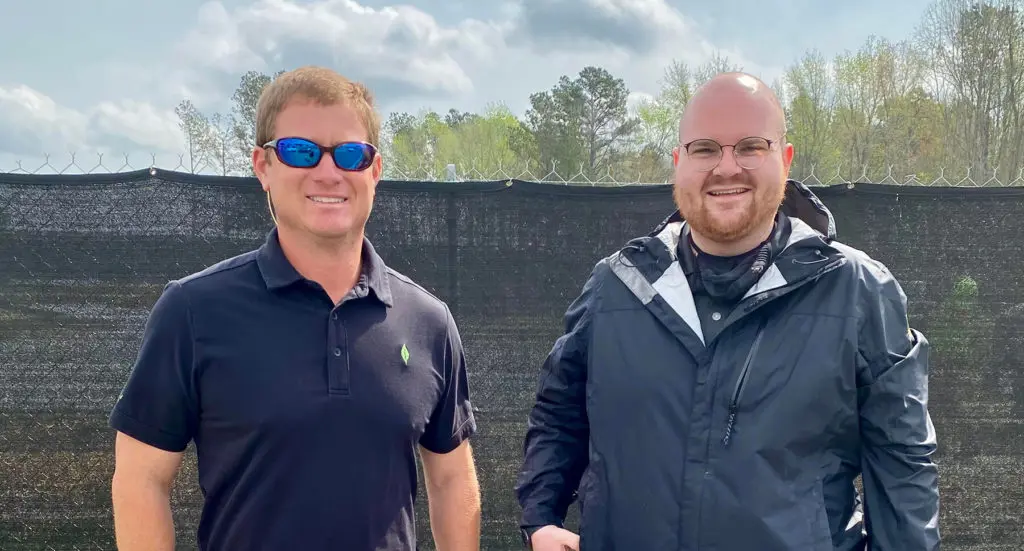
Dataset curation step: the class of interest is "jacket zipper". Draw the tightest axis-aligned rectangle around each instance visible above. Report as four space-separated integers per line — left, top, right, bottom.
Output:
722 321 767 446
720 257 845 447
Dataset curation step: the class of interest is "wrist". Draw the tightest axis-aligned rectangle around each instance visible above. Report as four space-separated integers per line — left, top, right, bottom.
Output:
520 524 553 549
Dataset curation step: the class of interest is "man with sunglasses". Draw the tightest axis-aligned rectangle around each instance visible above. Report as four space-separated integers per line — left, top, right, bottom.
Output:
516 72 940 550
109 66 481 550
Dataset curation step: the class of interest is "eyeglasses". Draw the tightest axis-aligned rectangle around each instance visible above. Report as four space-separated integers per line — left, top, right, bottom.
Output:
680 136 777 172
263 137 377 171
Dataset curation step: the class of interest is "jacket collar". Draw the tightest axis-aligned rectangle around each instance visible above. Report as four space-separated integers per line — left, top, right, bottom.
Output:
641 179 842 293
607 180 846 346
255 227 394 307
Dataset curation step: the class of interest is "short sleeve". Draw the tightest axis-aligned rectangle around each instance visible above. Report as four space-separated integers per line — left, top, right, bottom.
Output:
108 280 199 452
419 304 476 454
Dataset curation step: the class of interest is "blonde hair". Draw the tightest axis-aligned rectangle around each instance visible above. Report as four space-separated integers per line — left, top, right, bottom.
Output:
255 65 381 147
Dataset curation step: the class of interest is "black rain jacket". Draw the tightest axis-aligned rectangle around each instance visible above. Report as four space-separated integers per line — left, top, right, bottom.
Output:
516 181 940 550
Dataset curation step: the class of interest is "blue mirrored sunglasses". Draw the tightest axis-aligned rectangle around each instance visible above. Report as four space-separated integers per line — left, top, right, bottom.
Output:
263 137 376 171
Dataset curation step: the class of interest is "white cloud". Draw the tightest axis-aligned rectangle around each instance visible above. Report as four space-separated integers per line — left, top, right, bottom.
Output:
0 84 91 155
0 85 89 155
0 84 184 171
175 0 486 102
457 0 778 117
92 100 184 153
0 0 785 170
168 0 779 113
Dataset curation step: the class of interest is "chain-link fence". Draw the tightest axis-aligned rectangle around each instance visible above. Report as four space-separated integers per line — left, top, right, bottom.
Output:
2 151 1023 187
1 168 1023 550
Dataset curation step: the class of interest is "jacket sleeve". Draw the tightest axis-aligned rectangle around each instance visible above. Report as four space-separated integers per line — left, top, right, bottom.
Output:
515 261 602 533
856 260 940 551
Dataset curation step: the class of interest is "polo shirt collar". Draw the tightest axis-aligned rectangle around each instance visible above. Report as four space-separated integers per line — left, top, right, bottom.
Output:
256 227 394 307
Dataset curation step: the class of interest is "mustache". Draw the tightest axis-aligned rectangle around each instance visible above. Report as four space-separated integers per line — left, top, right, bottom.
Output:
701 174 751 191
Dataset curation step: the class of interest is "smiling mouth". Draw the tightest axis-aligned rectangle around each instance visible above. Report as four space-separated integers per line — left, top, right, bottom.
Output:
708 189 749 196
308 195 348 204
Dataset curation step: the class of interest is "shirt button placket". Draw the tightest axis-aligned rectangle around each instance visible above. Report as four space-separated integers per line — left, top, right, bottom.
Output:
326 308 350 396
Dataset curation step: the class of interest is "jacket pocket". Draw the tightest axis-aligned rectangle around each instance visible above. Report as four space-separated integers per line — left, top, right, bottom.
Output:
757 475 834 551
802 476 834 551
577 454 608 551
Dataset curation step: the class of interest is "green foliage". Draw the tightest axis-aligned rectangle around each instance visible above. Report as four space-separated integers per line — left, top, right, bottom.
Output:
524 66 638 177
383 103 533 179
952 275 979 300
935 274 985 359
174 70 283 175
172 2 1024 184
174 99 210 174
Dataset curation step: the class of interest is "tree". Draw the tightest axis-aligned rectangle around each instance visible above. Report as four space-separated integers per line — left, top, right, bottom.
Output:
208 112 244 176
231 70 285 173
443 108 478 128
448 104 536 177
917 0 1024 181
381 104 535 180
692 51 743 88
524 66 639 178
633 60 695 162
166 3 1024 186
174 99 211 174
825 35 935 180
613 54 746 183
870 86 946 181
783 50 840 180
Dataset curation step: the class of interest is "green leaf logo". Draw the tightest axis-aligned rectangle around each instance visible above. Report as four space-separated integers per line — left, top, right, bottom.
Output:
401 344 410 365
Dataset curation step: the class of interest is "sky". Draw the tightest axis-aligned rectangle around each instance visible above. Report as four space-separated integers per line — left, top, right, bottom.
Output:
0 0 935 172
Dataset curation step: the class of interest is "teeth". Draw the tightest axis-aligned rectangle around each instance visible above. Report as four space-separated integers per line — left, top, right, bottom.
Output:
310 196 347 203
710 190 746 196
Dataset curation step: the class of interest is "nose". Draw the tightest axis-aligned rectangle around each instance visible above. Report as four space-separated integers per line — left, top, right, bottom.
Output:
310 150 343 182
713 146 743 178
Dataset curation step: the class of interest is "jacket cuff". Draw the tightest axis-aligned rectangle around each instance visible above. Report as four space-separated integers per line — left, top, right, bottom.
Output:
520 524 559 549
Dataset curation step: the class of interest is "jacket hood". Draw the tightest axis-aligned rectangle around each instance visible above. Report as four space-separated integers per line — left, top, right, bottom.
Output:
649 179 837 242
779 179 837 240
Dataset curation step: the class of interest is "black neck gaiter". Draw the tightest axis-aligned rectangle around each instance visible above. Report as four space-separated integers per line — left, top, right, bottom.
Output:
680 214 790 304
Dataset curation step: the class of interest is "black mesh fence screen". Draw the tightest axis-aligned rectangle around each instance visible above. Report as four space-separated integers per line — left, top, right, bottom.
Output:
1 169 1022 550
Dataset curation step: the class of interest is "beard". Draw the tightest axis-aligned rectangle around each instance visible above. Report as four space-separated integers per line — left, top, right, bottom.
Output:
674 174 786 243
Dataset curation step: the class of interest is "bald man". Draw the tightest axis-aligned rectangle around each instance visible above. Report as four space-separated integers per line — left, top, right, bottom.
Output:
515 72 940 551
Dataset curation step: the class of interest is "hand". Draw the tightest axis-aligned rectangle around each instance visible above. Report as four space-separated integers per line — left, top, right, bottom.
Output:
530 525 580 551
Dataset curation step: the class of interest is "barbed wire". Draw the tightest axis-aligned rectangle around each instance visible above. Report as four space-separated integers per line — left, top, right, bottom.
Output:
1 152 1023 187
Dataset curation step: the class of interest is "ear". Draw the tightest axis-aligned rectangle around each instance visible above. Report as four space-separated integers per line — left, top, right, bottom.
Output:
672 146 680 167
782 142 795 173
370 151 383 187
252 146 271 192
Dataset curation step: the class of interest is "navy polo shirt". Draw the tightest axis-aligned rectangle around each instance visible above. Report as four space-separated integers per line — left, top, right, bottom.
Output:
109 228 477 550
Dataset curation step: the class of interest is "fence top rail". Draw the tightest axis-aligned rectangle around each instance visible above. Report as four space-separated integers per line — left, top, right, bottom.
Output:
2 167 1024 199
1 152 1024 188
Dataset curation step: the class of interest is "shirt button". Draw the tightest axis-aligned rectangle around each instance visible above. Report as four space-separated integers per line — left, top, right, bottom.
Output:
333 348 342 357
711 312 722 321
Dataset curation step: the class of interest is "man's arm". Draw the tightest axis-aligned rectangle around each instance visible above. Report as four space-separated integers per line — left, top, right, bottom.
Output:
515 262 601 541
108 280 200 550
856 261 940 551
111 433 184 550
418 304 480 550
420 440 481 551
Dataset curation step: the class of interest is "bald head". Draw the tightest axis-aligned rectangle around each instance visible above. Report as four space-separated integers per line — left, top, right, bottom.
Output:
671 71 794 257
679 72 787 142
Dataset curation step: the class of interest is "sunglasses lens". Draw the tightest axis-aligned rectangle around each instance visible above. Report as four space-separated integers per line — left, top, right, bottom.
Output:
334 143 373 171
276 138 321 167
